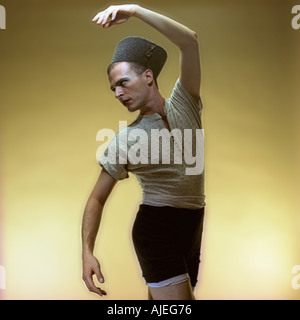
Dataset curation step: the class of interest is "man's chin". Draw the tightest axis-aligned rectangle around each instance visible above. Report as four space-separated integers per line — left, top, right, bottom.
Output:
127 105 139 113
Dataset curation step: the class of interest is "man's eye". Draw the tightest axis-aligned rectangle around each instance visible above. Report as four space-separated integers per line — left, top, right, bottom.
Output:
121 80 127 86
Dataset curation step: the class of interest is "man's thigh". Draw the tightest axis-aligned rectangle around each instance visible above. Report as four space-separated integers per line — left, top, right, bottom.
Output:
149 280 195 300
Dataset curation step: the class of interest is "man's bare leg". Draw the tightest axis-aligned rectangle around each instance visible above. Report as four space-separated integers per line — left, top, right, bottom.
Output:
148 288 153 300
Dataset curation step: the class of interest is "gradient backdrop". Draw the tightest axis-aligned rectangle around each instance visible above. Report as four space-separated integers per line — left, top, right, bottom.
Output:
0 0 299 300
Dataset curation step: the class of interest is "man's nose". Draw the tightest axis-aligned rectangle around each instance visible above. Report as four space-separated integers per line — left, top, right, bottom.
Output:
115 86 123 99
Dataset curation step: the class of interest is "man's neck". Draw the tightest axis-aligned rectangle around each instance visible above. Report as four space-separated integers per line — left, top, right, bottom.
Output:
139 90 165 116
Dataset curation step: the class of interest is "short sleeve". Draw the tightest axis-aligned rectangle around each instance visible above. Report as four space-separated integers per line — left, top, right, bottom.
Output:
97 131 129 181
169 79 203 113
165 79 203 129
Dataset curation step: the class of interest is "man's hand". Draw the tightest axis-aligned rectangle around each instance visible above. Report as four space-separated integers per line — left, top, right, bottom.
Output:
92 5 139 28
82 253 107 297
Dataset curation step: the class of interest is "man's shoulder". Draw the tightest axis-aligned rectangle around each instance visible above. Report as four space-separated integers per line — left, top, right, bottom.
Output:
168 78 202 112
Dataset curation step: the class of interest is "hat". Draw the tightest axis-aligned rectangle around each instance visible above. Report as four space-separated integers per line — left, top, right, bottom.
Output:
109 36 167 79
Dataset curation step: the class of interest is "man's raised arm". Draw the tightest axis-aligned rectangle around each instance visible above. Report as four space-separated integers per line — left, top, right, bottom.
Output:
93 4 201 103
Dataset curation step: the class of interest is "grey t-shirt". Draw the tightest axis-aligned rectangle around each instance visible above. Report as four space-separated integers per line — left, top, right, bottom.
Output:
98 79 205 209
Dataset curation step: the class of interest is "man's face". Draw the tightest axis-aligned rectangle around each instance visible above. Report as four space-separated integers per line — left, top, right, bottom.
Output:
108 62 150 113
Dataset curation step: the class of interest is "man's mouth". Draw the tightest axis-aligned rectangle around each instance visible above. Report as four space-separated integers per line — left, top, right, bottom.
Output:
122 99 131 106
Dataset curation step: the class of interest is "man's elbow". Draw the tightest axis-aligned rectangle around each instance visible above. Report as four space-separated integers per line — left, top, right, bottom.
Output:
88 195 105 211
191 30 198 41
176 28 198 49
184 30 198 48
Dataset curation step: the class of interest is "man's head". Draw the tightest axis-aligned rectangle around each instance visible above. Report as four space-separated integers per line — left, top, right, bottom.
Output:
107 37 167 112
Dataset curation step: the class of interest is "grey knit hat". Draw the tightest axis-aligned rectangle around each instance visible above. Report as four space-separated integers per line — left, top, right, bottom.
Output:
109 36 167 79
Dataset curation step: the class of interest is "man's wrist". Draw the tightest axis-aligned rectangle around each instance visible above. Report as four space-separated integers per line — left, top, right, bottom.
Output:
133 5 144 19
82 245 94 257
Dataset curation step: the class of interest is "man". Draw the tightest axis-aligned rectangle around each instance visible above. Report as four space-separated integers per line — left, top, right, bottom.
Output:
81 4 205 300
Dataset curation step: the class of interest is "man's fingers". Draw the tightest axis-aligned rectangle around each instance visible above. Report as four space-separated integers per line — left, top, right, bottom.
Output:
92 12 101 22
92 10 106 24
103 20 116 28
82 254 107 297
96 268 105 284
101 10 112 25
111 10 118 21
102 11 117 28
92 7 124 25
83 264 106 296
84 275 106 296
91 261 104 284
84 277 101 295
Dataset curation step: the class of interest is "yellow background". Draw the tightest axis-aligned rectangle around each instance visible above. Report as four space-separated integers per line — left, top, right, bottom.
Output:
0 0 299 300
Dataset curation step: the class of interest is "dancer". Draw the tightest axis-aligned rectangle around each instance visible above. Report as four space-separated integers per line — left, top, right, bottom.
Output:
81 4 205 300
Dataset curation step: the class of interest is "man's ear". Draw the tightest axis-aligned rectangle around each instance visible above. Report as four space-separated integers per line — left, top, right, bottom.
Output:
144 69 155 86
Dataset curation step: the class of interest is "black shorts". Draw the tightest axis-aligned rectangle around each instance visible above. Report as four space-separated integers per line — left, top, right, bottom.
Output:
132 204 205 287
